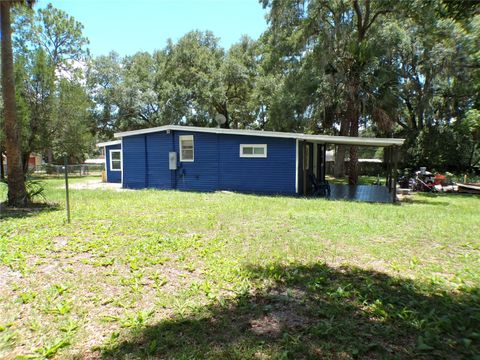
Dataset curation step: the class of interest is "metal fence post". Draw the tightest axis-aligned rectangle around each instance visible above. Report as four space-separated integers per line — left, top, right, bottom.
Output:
64 157 71 223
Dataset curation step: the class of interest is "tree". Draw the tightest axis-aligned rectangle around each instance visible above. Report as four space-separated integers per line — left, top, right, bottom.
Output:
261 0 400 183
118 51 165 129
162 31 224 127
87 51 122 138
214 36 259 129
53 79 93 162
87 33 262 135
1 0 34 207
15 3 89 71
392 3 479 171
462 109 480 171
11 3 89 165
15 48 55 172
161 32 260 129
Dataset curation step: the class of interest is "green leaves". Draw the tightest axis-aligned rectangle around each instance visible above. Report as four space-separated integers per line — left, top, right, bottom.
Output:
88 31 261 132
35 3 89 69
11 3 91 166
53 79 93 162
35 336 71 359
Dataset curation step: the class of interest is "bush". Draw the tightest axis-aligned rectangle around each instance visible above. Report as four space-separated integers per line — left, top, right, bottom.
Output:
25 178 46 203
1 177 47 204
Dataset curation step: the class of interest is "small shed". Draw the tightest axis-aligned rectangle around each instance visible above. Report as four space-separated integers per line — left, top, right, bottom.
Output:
97 125 404 202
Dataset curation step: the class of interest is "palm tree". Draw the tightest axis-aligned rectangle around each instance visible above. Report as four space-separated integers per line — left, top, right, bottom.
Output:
1 0 34 207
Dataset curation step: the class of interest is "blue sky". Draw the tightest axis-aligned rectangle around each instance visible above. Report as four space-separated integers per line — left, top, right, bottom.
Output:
42 0 269 57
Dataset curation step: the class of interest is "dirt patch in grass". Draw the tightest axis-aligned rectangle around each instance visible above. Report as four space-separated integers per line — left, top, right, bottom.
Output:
64 180 125 191
0 265 23 289
250 309 309 338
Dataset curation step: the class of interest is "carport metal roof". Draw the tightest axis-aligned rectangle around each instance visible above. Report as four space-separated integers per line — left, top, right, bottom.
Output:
96 140 122 147
114 125 405 147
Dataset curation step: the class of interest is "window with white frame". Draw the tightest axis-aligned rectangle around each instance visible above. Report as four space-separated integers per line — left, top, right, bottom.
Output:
110 149 122 171
179 135 194 162
240 144 267 158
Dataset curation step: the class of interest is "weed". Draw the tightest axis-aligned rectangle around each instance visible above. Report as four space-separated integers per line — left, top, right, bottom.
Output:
19 291 38 304
35 337 70 358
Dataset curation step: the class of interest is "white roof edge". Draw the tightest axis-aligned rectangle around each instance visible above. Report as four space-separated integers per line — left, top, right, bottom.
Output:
96 140 122 148
114 125 405 147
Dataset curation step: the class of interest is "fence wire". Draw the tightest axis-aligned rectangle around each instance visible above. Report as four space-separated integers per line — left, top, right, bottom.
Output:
31 164 104 177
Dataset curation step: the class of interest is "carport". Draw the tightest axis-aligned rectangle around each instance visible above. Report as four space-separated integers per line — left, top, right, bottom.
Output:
296 135 404 203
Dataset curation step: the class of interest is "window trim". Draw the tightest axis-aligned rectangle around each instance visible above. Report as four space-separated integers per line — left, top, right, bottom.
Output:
179 135 194 162
239 144 267 158
109 149 122 171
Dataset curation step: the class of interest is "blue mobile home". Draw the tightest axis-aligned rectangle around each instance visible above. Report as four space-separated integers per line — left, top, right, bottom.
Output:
98 125 404 199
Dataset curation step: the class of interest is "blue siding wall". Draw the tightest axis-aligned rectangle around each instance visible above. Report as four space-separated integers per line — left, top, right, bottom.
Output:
105 143 121 183
122 135 147 189
219 135 296 194
174 131 219 192
146 132 172 189
121 130 297 195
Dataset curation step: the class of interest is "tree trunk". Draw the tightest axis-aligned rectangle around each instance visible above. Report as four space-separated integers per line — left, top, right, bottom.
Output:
469 143 477 172
348 146 359 185
0 150 5 181
333 145 346 178
348 99 360 185
47 148 54 163
22 151 31 174
1 3 28 206
333 117 349 178
224 110 231 129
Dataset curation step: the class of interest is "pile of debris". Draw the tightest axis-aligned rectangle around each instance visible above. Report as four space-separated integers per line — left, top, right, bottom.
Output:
457 183 480 194
398 168 479 194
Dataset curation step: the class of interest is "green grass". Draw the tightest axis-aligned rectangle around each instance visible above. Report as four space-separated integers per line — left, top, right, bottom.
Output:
326 175 381 185
0 178 479 359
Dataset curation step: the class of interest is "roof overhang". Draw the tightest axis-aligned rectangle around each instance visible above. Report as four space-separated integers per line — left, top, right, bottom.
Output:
96 140 122 148
114 125 405 147
84 158 105 164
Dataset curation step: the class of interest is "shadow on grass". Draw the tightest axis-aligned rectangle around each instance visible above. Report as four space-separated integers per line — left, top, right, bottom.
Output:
100 263 479 359
401 197 451 206
403 192 480 206
0 202 60 219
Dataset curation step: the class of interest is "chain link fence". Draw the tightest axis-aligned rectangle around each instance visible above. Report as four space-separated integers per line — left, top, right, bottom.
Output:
32 164 104 177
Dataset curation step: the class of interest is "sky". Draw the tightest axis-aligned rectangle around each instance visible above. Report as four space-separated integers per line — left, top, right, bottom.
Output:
41 0 269 57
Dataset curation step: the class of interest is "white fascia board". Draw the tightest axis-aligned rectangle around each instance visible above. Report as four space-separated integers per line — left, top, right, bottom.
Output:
301 135 405 147
114 125 405 147
96 140 122 148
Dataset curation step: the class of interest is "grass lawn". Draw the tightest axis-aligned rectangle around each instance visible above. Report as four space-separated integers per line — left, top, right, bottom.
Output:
326 175 381 185
0 178 479 359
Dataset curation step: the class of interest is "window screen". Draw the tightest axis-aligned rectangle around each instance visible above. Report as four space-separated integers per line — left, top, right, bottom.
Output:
180 135 194 162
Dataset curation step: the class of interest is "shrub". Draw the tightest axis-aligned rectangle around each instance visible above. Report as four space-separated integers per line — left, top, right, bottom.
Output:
25 178 46 203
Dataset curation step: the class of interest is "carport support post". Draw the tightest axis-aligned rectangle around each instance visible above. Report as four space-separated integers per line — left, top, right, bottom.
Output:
322 144 327 182
392 146 399 203
385 147 391 191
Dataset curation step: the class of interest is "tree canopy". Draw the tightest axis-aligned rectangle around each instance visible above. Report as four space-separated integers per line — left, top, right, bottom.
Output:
1 0 479 178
